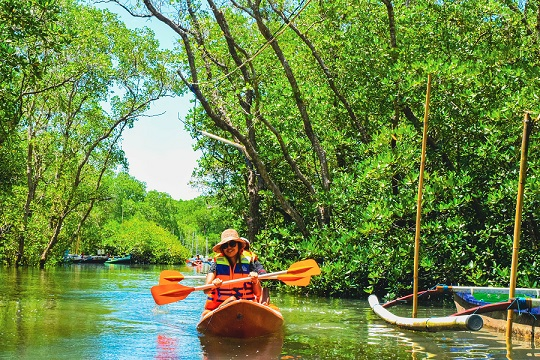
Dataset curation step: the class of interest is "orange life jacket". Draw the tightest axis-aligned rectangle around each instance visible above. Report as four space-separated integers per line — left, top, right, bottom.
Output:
204 253 256 310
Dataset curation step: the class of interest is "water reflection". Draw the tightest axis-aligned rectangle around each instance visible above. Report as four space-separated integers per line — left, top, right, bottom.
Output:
156 334 178 359
200 332 284 359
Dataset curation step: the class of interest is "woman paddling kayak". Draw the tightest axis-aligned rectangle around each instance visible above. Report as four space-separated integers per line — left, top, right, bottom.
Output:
202 229 266 316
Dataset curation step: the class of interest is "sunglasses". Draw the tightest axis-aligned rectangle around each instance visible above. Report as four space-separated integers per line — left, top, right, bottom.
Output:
221 240 238 250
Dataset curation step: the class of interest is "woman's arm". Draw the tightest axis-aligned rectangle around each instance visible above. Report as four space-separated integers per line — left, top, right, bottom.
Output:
252 260 267 274
249 261 263 298
203 272 215 294
249 271 262 298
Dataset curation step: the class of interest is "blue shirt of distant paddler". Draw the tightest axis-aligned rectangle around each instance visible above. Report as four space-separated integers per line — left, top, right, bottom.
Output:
203 229 263 312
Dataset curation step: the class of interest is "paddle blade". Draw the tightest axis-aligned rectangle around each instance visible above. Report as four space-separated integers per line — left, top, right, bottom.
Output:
277 274 311 286
159 270 184 285
287 259 321 276
151 284 194 305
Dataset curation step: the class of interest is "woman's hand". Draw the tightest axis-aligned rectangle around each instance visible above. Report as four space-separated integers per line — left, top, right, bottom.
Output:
249 271 259 284
212 278 223 288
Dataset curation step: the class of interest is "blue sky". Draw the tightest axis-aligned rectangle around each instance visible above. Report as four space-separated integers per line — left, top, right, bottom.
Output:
98 2 202 200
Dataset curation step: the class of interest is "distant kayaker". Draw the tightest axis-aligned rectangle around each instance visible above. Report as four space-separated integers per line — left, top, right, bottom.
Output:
193 254 202 266
203 229 265 315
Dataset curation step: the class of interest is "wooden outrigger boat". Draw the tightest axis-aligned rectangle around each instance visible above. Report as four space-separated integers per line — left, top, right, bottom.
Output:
370 102 539 343
197 298 284 338
443 114 540 345
378 285 540 344
441 285 540 345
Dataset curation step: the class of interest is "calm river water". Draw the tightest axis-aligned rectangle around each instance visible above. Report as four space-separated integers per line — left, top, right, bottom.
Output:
0 264 538 359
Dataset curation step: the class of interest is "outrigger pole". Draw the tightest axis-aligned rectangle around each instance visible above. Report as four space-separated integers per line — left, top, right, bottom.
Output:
369 295 483 332
412 74 432 318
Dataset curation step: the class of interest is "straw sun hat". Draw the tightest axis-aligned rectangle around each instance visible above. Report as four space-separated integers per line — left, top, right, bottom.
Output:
212 229 247 253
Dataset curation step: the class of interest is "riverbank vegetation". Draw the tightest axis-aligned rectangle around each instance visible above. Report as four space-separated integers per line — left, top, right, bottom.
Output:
1 0 539 299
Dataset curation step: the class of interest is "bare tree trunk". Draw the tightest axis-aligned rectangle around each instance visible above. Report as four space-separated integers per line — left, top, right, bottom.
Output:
143 0 310 236
234 1 331 225
39 214 65 268
38 113 136 266
381 0 401 196
17 117 41 266
207 0 263 239
245 157 261 242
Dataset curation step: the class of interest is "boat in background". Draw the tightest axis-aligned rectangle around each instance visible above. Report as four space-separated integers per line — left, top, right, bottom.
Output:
447 286 540 345
64 253 109 264
189 258 203 267
187 255 213 266
65 254 83 263
197 298 283 338
80 255 109 263
105 254 132 265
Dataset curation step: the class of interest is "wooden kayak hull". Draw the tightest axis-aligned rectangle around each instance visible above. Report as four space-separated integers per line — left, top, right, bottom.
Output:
197 299 284 338
453 292 540 345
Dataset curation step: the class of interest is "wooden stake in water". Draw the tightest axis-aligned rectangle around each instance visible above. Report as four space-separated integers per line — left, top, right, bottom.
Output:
413 74 432 318
506 113 534 342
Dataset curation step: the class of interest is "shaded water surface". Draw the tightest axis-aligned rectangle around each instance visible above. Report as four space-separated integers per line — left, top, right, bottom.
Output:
1 265 538 359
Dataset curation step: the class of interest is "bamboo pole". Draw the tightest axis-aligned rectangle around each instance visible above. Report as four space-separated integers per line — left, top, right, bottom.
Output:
506 112 534 341
413 74 432 318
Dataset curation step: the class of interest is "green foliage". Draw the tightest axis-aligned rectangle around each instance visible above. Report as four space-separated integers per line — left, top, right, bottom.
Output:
0 0 176 266
80 172 233 263
101 216 189 264
0 0 70 144
2 0 540 301
178 0 540 298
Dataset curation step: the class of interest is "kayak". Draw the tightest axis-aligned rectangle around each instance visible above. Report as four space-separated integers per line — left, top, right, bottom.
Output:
197 299 283 338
